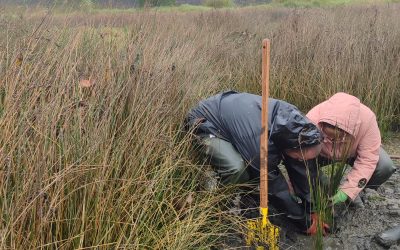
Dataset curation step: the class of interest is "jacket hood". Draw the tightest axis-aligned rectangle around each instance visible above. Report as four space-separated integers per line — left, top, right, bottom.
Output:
270 101 322 150
317 92 361 136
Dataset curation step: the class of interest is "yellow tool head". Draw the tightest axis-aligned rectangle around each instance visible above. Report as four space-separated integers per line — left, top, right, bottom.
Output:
246 214 280 250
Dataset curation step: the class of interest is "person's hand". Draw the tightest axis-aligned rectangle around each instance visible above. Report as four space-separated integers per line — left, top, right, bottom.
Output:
331 189 348 205
306 213 330 236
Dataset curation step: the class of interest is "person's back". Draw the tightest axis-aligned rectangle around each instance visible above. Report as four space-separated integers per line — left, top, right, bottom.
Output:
187 91 319 176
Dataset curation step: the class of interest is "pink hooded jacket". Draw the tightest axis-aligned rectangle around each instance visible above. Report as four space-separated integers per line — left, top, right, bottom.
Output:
307 92 381 200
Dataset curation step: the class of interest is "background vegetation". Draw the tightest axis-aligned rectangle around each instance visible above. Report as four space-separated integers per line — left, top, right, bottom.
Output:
2 0 400 8
0 2 399 249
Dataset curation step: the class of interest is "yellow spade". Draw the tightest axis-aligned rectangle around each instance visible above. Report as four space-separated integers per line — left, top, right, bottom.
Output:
246 39 280 250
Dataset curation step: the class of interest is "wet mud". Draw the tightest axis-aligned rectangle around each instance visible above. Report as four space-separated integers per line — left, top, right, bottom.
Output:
221 137 400 250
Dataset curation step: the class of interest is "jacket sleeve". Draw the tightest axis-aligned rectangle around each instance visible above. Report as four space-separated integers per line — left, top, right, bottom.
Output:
340 116 381 200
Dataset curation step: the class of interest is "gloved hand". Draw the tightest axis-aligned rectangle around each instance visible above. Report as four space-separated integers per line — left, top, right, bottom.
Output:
306 213 330 236
331 189 348 205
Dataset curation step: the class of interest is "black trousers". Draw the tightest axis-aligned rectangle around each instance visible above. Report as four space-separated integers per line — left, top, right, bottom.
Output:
197 135 316 230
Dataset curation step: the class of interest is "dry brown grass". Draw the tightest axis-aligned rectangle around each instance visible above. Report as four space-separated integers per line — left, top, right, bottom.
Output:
0 3 399 249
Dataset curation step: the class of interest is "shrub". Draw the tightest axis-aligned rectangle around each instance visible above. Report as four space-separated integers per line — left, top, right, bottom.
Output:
138 0 176 7
203 0 234 8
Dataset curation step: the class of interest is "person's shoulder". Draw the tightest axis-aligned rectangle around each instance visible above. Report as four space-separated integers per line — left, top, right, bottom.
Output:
359 103 376 121
269 97 294 107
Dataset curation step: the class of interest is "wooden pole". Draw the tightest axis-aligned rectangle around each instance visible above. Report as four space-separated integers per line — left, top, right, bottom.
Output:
260 39 270 209
389 155 400 160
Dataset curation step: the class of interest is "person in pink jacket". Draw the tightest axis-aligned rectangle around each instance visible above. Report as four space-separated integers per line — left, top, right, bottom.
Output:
306 92 396 205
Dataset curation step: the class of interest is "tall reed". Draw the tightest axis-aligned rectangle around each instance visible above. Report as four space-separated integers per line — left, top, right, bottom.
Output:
308 126 354 249
0 3 399 249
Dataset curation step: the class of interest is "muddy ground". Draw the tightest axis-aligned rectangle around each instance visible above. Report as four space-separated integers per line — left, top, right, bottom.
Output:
292 133 400 250
291 171 400 250
222 133 400 250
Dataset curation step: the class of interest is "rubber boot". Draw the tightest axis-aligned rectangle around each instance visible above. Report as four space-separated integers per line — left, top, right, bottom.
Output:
349 195 364 209
375 226 400 247
288 212 312 232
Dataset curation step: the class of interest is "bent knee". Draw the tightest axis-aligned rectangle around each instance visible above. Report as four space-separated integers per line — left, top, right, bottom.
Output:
376 148 396 176
225 158 246 175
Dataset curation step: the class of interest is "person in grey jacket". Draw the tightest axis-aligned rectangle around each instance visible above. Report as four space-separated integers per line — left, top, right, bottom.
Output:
186 91 323 233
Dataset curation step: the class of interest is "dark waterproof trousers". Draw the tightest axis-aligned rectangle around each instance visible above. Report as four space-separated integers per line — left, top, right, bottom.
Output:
281 147 396 209
199 135 314 230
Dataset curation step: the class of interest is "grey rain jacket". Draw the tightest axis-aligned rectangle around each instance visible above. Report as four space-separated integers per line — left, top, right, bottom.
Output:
186 90 320 177
186 91 322 229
